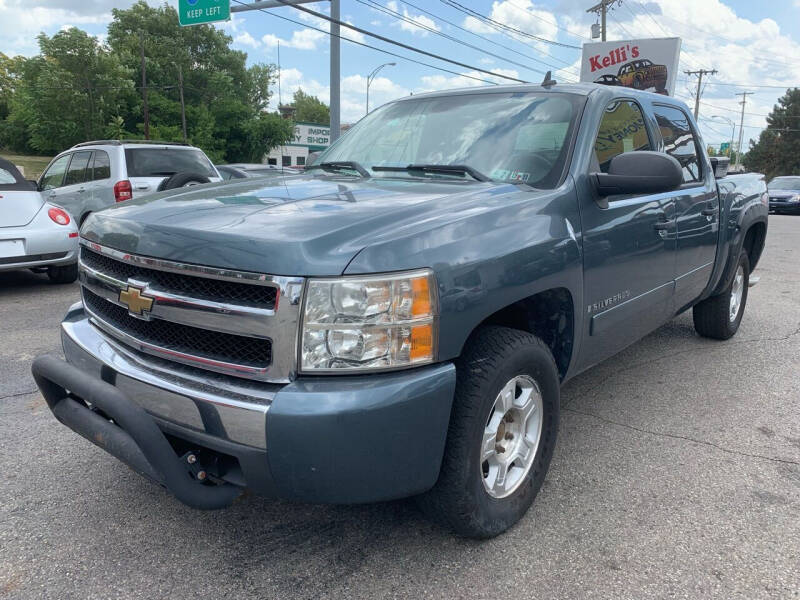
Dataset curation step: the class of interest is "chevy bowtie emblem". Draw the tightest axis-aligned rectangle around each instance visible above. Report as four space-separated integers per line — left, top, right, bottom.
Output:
119 285 154 316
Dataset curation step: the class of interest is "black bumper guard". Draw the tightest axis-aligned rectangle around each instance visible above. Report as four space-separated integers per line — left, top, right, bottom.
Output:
31 355 242 510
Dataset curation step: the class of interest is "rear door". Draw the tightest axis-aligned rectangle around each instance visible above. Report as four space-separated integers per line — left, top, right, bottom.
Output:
652 104 719 308
85 149 115 215
52 151 93 221
579 98 677 367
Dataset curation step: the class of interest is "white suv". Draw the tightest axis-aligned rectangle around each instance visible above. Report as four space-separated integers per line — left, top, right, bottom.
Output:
38 140 222 227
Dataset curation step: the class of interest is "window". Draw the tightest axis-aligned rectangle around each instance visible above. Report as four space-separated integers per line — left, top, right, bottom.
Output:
0 168 15 184
593 100 651 172
296 156 306 166
92 150 111 181
267 158 277 166
124 148 216 178
40 155 71 190
64 151 92 186
653 104 702 183
282 155 291 167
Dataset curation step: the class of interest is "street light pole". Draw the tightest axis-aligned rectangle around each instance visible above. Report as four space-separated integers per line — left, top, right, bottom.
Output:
711 115 736 158
366 62 395 115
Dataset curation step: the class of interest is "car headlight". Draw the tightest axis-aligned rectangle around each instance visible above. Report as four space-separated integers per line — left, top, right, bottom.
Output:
791 194 800 202
300 270 437 372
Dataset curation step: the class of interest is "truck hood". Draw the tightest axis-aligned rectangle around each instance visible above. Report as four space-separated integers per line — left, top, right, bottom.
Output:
768 190 800 198
81 175 526 276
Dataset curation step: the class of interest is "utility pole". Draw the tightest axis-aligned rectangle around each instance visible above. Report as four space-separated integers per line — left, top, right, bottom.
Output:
178 64 187 144
684 69 717 120
139 33 150 140
329 0 341 141
735 91 753 171
586 0 620 42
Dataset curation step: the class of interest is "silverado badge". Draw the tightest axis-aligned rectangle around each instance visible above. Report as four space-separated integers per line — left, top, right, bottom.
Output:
119 285 154 316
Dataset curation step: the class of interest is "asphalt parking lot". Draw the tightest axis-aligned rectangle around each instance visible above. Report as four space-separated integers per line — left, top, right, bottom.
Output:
1 216 798 600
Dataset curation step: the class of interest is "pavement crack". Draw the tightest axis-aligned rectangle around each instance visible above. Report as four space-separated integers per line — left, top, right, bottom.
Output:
564 407 800 467
0 389 38 401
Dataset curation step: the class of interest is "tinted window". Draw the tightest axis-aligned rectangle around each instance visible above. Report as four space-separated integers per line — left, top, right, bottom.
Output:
282 155 291 167
593 100 651 172
40 155 71 190
64 151 92 186
124 148 216 178
296 156 306 166
92 150 111 181
653 105 702 183
267 158 277 165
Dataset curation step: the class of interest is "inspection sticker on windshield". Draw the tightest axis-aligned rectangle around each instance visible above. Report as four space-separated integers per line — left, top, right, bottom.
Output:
491 169 530 182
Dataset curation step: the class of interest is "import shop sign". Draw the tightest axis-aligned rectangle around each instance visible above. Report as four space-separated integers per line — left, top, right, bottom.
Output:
581 37 681 96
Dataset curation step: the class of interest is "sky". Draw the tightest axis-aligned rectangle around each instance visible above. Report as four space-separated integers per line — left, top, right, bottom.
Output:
2 0 800 150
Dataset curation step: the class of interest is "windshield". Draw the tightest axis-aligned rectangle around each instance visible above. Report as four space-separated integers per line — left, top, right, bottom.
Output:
769 177 800 190
316 92 583 188
124 148 217 178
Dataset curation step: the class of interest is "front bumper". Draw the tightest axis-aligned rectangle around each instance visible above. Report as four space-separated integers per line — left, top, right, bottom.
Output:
35 303 456 505
769 201 800 213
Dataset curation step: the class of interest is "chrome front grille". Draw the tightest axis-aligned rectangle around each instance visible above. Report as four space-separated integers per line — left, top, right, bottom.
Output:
77 240 304 382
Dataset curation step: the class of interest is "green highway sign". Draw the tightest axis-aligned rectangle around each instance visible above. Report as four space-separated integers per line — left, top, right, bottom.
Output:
178 0 230 26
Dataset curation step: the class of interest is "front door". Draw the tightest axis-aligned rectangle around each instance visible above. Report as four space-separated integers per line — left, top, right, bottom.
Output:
652 104 719 308
53 151 93 221
578 99 677 369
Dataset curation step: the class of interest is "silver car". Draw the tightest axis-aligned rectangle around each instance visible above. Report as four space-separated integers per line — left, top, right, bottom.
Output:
37 140 222 226
0 156 79 283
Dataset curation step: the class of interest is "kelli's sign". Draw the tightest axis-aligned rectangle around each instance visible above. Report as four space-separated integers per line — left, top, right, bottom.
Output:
581 37 681 96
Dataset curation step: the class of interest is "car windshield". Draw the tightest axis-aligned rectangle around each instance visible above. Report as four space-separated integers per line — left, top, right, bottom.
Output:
124 147 216 178
769 177 800 190
315 92 583 188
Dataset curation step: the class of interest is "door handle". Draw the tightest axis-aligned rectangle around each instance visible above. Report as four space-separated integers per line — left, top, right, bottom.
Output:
701 205 718 216
653 220 672 231
134 185 149 191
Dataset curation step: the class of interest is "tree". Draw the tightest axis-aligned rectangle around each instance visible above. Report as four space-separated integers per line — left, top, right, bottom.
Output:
743 88 800 179
292 88 330 125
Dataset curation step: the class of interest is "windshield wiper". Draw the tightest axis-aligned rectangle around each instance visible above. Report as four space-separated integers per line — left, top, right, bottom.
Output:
306 161 371 178
371 164 491 182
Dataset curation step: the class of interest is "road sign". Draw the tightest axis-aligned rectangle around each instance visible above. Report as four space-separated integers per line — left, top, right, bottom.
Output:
178 0 230 26
720 142 730 154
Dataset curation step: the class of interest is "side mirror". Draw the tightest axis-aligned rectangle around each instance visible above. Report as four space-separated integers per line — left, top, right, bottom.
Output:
709 156 730 179
591 151 683 196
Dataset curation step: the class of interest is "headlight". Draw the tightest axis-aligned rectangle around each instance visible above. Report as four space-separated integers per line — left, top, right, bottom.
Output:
791 194 800 202
301 270 437 372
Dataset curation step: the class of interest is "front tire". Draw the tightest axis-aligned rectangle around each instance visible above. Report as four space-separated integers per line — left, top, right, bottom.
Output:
47 262 78 284
417 326 560 538
693 250 750 340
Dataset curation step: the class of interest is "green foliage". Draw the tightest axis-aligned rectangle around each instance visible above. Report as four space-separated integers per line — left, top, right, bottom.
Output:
292 88 330 125
743 88 800 179
1 1 291 162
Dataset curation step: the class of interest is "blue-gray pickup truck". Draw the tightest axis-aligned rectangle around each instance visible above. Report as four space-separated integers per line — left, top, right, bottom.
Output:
32 82 768 538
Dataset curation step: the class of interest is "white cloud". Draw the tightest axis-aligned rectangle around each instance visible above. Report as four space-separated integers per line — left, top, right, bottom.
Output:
416 68 522 92
262 28 327 51
386 1 440 36
234 31 260 49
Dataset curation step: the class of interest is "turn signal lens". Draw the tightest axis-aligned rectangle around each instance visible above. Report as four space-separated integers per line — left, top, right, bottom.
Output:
47 206 71 226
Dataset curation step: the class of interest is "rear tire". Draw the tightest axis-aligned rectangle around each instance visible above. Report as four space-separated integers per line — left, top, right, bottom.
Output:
47 263 78 284
417 326 560 538
693 250 749 340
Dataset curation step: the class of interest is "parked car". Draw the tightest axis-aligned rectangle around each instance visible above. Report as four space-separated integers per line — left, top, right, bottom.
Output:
0 156 78 283
767 175 800 214
37 140 221 226
33 83 768 538
216 163 300 180
617 59 668 92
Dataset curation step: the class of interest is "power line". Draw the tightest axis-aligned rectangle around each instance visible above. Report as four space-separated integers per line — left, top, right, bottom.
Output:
440 0 582 49
503 0 592 41
354 0 552 78
395 0 580 78
231 0 503 86
270 0 527 83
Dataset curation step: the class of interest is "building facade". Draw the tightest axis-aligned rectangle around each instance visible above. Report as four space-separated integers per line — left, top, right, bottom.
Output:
265 122 331 168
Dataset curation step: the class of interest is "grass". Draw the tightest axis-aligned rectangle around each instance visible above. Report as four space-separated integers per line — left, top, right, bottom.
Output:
2 153 53 180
